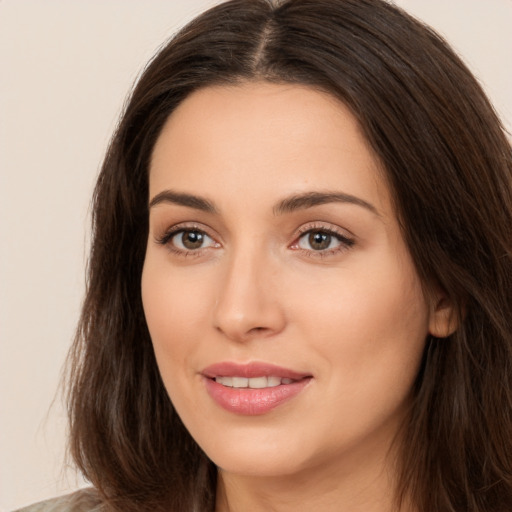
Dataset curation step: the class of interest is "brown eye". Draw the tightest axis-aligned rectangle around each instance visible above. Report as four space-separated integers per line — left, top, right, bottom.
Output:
308 231 332 251
172 230 214 250
295 228 354 254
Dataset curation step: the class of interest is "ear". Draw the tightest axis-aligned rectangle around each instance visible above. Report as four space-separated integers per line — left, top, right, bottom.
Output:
428 291 459 338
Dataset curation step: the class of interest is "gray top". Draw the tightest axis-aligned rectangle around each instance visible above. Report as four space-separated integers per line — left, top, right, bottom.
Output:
14 489 102 512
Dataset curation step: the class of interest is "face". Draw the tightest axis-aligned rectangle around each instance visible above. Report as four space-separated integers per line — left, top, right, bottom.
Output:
142 82 444 481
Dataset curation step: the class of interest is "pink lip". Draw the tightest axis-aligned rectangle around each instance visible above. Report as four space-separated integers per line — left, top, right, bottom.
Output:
202 361 310 380
201 362 312 415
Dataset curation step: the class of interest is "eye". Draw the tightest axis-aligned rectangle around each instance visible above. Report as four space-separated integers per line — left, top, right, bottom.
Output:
293 227 355 255
299 231 339 251
170 229 216 251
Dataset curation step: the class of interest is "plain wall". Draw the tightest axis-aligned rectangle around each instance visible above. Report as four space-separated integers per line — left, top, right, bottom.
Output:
1 1 510 510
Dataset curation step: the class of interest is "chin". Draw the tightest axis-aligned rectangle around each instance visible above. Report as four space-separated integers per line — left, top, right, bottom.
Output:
213 450 310 479
194 423 314 477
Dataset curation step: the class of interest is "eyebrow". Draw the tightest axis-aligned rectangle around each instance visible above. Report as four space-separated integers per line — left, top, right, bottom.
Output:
149 190 217 213
273 191 380 216
148 189 379 216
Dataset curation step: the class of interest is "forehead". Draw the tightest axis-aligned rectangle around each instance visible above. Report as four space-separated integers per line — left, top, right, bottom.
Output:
149 82 390 215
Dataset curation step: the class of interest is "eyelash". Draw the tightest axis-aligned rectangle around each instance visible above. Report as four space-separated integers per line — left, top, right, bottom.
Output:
155 222 355 259
155 223 218 258
292 223 355 258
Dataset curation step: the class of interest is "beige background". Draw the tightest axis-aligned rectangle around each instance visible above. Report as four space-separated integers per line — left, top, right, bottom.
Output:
1 1 511 510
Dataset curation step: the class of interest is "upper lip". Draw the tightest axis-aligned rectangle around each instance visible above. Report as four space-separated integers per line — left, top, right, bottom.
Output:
201 362 311 380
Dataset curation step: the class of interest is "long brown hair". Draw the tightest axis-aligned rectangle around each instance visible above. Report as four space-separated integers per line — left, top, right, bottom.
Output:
67 0 512 510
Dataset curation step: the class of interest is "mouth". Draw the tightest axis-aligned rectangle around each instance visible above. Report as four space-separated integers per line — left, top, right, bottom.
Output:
201 362 312 415
202 361 311 380
213 376 296 388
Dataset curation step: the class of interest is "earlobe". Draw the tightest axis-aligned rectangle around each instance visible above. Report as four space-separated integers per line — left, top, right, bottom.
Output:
428 295 459 338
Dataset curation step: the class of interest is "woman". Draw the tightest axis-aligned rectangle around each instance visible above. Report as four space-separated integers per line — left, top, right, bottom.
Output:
18 0 512 510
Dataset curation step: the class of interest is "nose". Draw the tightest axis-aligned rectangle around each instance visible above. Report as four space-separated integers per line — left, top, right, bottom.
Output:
212 247 286 343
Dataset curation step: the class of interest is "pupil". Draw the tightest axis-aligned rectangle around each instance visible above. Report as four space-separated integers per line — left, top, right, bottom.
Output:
309 231 330 250
183 231 203 249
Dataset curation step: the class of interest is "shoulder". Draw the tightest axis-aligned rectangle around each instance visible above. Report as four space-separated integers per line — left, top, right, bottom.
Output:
13 489 102 512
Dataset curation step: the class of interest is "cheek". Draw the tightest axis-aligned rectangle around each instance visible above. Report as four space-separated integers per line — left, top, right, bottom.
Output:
141 258 214 386
296 261 426 327
291 252 430 396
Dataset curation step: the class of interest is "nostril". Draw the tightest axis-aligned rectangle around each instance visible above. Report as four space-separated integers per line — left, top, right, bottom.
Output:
249 326 268 334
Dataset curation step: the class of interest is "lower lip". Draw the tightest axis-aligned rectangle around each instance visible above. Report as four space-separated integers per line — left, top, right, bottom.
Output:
203 377 311 415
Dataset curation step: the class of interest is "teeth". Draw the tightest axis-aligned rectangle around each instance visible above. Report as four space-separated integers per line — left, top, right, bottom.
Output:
214 376 295 388
267 376 281 387
232 377 248 388
248 376 267 389
217 376 233 387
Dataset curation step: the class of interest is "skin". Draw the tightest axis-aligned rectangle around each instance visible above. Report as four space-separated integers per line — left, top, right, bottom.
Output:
141 82 454 512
